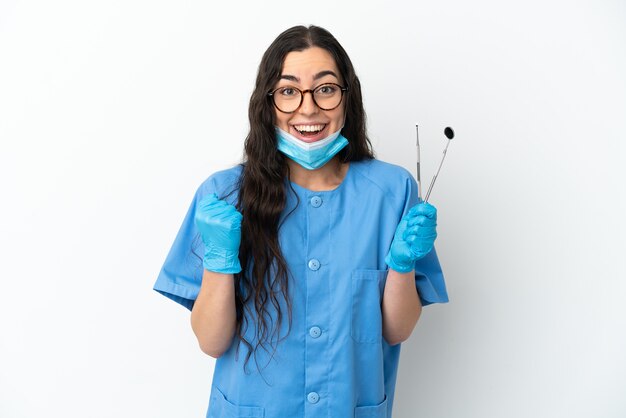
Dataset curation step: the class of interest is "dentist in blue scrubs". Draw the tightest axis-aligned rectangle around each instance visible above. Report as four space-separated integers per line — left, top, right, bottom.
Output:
154 24 448 418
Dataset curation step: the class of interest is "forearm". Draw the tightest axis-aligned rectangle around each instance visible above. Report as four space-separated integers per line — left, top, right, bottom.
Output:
381 268 422 345
190 269 237 358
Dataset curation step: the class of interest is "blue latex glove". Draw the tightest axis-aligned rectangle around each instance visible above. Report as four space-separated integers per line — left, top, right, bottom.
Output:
194 193 243 274
384 202 438 273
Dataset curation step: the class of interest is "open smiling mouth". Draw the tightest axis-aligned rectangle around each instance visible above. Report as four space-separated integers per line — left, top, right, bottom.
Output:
293 124 327 137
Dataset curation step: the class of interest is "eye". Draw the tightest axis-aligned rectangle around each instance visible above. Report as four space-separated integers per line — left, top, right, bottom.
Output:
315 84 337 95
278 87 298 97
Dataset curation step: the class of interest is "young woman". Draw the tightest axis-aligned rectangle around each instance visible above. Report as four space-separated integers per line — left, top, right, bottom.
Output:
154 24 448 418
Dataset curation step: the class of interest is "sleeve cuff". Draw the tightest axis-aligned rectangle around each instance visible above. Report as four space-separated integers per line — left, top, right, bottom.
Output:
153 270 201 311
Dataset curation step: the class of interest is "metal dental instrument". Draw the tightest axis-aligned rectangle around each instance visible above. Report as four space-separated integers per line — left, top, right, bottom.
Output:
416 124 422 201
424 127 455 203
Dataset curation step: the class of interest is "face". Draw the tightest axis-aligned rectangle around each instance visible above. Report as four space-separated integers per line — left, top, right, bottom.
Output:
273 46 345 144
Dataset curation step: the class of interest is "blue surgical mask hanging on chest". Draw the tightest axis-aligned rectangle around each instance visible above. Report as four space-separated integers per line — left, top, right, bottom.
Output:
275 126 349 170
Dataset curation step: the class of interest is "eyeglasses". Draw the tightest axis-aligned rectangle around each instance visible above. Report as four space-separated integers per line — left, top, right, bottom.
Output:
268 83 348 113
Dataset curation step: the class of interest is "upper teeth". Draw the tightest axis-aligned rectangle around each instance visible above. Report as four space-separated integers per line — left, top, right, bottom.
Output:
295 124 325 132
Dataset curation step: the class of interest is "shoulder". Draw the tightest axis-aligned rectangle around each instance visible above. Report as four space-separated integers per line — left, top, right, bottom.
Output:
196 164 244 204
351 158 416 201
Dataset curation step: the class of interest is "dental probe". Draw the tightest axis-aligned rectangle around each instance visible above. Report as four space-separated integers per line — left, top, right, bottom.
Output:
416 124 422 201
424 127 455 203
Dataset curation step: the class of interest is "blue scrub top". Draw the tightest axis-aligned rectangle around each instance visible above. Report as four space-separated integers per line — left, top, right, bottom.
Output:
154 158 448 418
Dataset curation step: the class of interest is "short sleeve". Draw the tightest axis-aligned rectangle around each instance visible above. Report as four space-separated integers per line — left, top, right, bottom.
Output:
152 183 207 311
152 167 243 311
401 171 450 307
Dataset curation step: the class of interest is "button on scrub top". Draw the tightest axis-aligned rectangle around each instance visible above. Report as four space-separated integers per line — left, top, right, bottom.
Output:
153 158 448 418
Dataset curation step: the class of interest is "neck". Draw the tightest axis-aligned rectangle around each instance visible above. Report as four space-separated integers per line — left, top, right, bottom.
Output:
286 156 348 191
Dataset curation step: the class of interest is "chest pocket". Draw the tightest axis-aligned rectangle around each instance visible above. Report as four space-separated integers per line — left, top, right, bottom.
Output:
209 385 265 418
350 269 388 343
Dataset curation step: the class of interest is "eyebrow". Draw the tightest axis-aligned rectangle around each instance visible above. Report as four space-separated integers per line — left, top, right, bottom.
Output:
279 70 339 83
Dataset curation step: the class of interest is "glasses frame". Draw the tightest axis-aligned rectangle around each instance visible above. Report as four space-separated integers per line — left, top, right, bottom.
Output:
268 82 348 114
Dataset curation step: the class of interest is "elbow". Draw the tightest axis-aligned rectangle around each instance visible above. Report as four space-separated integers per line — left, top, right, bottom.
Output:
384 336 403 346
207 351 223 358
191 324 230 359
386 323 421 345
199 343 225 359
383 307 423 346
383 327 410 346
195 331 235 359
191 312 235 359
384 331 410 346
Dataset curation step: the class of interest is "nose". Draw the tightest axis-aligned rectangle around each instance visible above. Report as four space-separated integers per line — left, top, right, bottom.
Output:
298 90 319 115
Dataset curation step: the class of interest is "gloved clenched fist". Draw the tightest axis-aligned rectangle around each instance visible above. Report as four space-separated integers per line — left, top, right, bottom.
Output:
194 193 243 274
385 202 438 273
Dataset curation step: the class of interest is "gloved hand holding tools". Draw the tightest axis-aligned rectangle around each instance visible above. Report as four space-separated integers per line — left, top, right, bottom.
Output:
385 202 438 273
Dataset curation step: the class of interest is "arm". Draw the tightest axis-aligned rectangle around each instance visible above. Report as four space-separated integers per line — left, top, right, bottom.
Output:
383 201 437 345
190 269 237 358
191 192 243 358
382 268 422 346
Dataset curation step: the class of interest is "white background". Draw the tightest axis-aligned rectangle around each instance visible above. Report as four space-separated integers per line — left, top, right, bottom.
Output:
1 1 625 417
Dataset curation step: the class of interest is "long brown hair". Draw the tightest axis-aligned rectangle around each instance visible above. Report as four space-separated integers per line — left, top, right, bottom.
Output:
224 25 375 376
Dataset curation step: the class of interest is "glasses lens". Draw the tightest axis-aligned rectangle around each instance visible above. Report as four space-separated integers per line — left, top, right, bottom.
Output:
314 83 343 110
273 87 302 113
